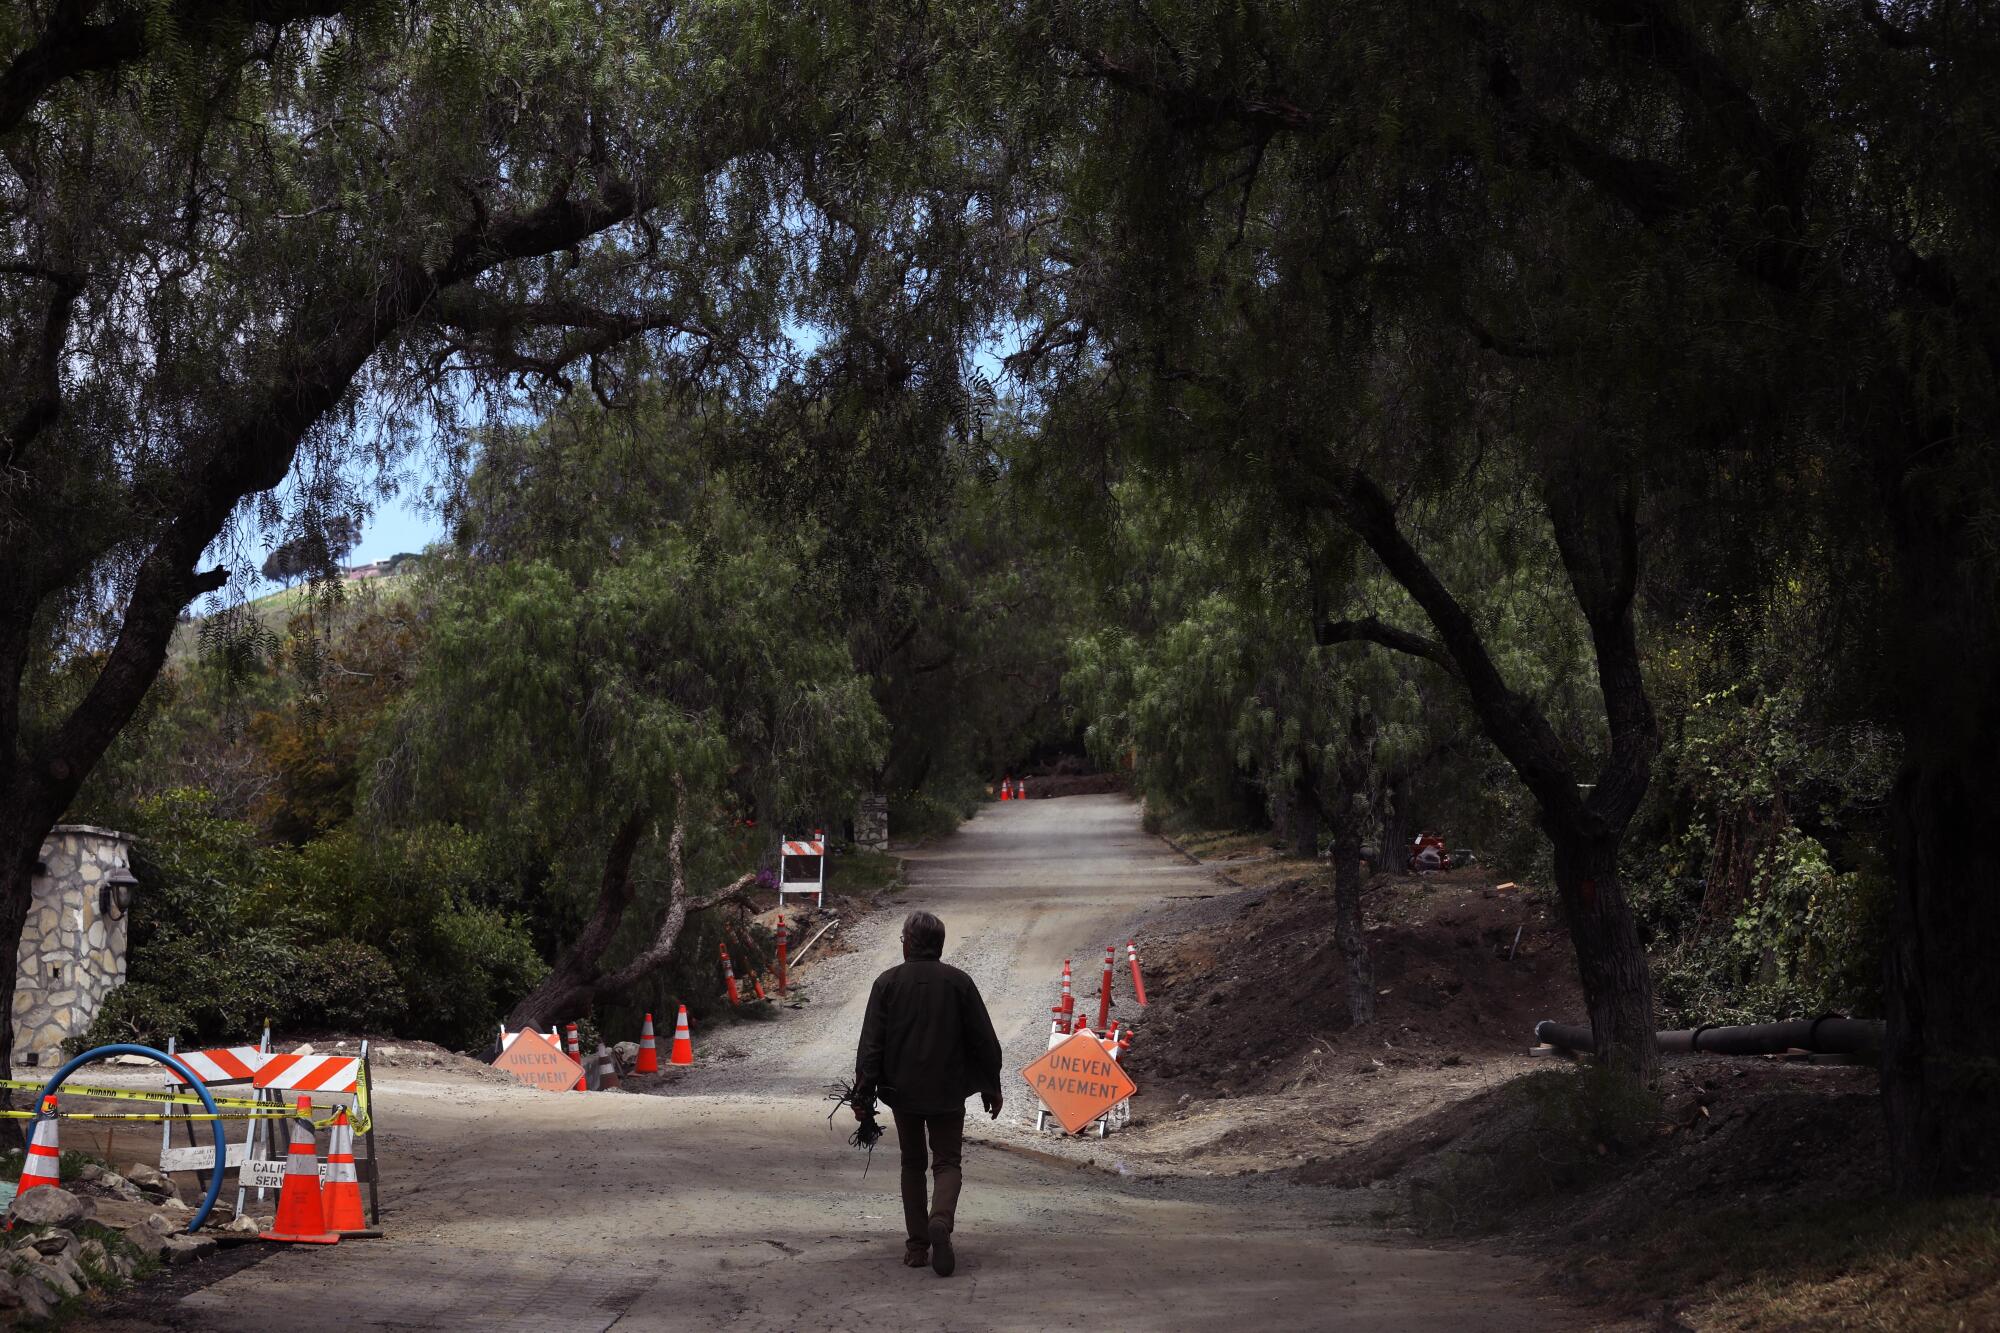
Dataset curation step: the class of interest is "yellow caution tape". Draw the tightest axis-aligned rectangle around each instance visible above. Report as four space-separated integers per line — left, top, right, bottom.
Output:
3 1109 368 1131
0 1078 271 1111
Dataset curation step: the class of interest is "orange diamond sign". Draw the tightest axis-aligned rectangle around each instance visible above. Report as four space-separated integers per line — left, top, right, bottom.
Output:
493 1027 584 1093
1020 1031 1138 1135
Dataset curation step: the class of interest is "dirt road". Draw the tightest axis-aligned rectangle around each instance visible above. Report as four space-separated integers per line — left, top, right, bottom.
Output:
88 796 1576 1332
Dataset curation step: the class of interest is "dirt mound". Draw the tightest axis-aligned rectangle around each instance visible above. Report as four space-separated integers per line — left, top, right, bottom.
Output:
277 1032 521 1083
1126 868 1580 1104
1296 1057 1882 1223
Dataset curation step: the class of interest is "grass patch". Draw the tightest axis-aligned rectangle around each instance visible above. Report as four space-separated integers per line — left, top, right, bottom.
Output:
0 1148 109 1185
829 849 905 896
1147 816 1274 861
1604 1195 2000 1331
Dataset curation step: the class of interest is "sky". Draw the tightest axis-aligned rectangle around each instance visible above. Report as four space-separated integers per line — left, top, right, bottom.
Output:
351 491 447 566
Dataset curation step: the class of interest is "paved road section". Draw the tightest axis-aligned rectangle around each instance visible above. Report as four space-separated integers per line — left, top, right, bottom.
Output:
83 796 1576 1332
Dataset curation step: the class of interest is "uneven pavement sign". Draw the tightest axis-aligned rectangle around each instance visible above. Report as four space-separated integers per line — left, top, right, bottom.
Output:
493 1026 584 1092
1020 1030 1138 1135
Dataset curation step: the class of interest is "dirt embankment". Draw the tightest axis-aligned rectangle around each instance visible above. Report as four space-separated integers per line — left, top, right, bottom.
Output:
1129 866 1576 1102
1127 832 1994 1331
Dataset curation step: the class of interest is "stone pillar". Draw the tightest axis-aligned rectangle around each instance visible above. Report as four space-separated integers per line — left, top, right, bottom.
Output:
13 825 134 1066
855 793 889 852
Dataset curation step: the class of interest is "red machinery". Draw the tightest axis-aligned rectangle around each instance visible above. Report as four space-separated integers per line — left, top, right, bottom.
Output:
1407 833 1453 872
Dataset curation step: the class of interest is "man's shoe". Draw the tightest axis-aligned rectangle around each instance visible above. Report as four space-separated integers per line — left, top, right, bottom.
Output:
903 1244 930 1269
929 1217 955 1277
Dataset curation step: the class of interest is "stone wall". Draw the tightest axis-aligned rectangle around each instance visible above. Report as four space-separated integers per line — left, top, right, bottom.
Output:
855 793 889 852
13 825 134 1067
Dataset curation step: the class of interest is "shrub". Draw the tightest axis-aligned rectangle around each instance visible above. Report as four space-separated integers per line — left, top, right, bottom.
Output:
288 939 406 1033
76 790 544 1052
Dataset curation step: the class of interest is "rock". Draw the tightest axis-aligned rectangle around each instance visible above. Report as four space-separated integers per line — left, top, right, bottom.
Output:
80 1164 147 1203
614 1041 640 1067
121 1225 167 1264
158 1196 192 1215
29 1229 77 1260
78 1237 109 1275
30 1253 81 1298
119 1209 180 1263
13 1267 60 1319
133 1212 176 1238
86 1198 164 1231
160 1233 217 1265
124 1161 182 1201
291 1042 316 1056
7 1186 86 1230
224 1215 263 1235
0 1269 22 1310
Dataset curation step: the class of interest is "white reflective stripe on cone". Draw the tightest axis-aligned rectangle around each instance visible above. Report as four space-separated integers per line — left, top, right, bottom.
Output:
286 1119 318 1173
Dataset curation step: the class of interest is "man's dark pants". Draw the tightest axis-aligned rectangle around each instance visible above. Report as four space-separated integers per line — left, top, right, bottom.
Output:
891 1108 964 1251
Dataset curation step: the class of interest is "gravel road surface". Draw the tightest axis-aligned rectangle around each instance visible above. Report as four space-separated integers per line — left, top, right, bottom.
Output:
81 796 1578 1332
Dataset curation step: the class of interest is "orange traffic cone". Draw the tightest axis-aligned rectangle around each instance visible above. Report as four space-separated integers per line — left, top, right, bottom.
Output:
261 1097 340 1244
720 942 741 1005
14 1096 61 1200
636 1013 660 1073
668 1004 695 1065
322 1109 377 1237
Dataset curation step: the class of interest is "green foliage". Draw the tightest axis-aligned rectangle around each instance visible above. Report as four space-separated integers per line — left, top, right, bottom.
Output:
81 788 301 1046
291 940 405 1034
1649 829 1888 1027
283 825 546 1048
76 789 544 1051
890 786 982 843
1631 680 1895 1025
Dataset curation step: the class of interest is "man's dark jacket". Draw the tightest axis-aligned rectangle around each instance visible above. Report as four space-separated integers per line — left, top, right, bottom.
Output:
855 956 1003 1116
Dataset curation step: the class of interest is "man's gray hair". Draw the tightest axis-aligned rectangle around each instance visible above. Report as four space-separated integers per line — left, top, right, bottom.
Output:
903 910 946 959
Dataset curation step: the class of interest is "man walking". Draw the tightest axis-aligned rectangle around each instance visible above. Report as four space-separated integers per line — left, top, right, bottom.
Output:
853 910 1004 1277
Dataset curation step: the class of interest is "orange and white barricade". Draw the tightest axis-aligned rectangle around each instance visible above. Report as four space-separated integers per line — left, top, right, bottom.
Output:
778 831 826 909
161 1033 379 1231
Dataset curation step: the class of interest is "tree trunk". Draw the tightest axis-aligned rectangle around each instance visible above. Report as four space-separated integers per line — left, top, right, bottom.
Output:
505 807 651 1029
1378 782 1406 873
1880 441 2000 1194
1882 731 2000 1193
0 833 38 1145
1550 832 1659 1084
503 794 757 1031
1330 816 1374 1026
1291 770 1320 859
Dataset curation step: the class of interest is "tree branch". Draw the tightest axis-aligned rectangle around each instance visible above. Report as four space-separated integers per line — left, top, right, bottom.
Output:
28 175 642 813
597 780 756 997
1542 473 1657 830
0 0 357 136
1310 463 1585 828
1316 615 1460 679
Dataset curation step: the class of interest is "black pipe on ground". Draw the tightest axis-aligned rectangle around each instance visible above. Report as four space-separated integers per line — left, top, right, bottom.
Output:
1534 1017 1883 1059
